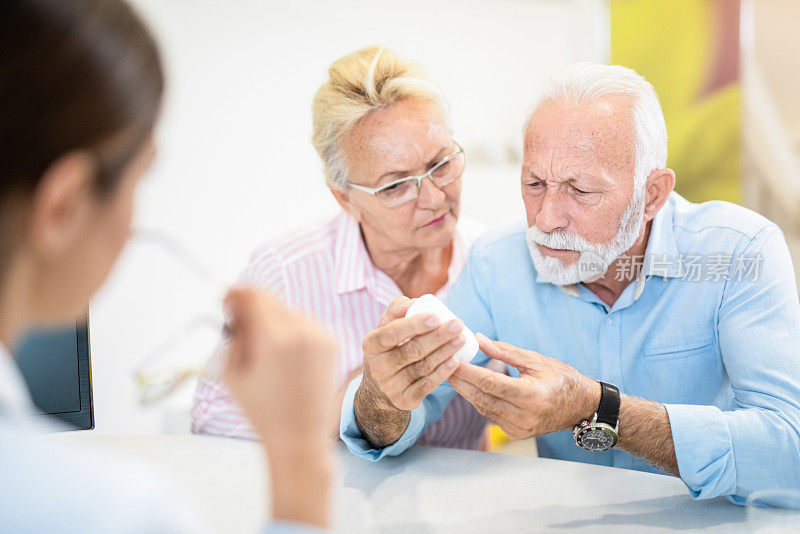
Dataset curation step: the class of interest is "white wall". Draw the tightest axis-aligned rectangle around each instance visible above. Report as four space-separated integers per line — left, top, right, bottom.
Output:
89 0 609 434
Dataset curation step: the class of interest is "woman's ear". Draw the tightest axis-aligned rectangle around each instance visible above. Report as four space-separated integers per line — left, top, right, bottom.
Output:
642 167 676 223
330 187 364 223
28 151 96 257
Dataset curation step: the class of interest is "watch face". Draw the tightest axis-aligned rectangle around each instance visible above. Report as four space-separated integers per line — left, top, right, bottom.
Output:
578 427 616 452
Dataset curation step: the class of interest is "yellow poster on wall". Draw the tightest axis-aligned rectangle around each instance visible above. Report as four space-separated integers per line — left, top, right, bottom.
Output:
611 0 741 204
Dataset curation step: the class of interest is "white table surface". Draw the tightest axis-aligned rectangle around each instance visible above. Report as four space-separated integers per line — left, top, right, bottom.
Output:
52 433 747 533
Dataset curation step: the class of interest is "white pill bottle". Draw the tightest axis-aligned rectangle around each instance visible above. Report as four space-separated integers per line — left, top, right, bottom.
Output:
405 294 480 363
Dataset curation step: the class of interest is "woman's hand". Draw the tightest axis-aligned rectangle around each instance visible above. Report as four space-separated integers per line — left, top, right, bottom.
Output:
222 287 336 528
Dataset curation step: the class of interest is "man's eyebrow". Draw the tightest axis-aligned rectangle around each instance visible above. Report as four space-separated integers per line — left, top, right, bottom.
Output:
376 146 449 182
523 172 607 187
523 163 616 188
524 171 578 182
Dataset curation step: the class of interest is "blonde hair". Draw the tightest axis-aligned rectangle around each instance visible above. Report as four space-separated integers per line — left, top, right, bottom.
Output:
311 46 451 190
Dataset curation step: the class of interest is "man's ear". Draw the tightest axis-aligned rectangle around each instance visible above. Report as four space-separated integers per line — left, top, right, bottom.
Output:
329 187 363 223
642 168 676 223
28 151 95 257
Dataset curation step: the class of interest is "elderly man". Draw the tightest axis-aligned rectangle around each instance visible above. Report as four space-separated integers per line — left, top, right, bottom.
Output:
340 63 800 504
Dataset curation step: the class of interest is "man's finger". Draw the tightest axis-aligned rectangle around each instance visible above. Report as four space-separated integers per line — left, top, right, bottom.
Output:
388 320 463 369
494 419 532 441
451 360 525 406
476 333 543 370
392 335 464 385
379 297 415 326
484 411 533 441
449 375 528 423
366 314 441 353
400 356 459 407
450 376 532 438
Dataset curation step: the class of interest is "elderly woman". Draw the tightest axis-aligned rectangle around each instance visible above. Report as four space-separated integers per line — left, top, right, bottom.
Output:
191 46 489 450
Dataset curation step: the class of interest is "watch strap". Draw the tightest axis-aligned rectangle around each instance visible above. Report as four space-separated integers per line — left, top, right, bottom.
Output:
596 381 620 427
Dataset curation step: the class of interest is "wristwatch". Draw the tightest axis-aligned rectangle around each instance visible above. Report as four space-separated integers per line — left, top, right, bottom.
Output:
573 381 620 452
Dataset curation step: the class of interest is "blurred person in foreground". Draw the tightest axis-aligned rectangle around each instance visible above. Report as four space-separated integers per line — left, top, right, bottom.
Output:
0 0 333 532
191 46 492 450
343 63 800 504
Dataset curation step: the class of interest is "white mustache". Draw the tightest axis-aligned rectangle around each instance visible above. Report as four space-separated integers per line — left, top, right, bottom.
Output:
527 226 598 253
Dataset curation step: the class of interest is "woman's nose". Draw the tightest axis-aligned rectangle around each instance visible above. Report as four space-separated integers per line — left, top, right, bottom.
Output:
416 176 446 208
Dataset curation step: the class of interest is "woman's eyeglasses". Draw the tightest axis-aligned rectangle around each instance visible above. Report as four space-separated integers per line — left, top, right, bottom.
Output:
346 142 465 208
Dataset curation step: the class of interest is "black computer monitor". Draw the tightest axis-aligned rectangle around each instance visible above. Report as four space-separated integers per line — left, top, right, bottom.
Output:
15 318 94 430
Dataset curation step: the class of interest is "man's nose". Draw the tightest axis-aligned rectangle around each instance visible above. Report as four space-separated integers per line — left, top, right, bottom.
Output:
535 189 568 233
416 176 446 209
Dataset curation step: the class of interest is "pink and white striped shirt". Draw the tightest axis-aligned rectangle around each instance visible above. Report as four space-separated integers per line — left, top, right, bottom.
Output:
191 212 489 450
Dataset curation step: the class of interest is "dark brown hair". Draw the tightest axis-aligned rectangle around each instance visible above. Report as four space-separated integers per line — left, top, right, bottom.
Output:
0 0 164 197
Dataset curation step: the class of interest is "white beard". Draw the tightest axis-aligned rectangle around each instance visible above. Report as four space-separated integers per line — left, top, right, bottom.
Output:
526 189 646 285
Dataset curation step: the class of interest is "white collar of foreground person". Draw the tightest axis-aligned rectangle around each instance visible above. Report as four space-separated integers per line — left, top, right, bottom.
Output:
0 342 38 421
549 191 683 301
331 211 483 299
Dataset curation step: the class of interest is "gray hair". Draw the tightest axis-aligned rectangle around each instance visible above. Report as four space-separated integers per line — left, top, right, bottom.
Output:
533 62 668 190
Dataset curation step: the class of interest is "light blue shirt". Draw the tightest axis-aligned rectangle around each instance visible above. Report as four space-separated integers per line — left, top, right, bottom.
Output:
341 192 800 504
0 345 323 533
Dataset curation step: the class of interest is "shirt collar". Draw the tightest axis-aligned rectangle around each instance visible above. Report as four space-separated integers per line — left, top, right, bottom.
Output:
0 342 37 420
642 192 681 278
333 212 470 304
534 192 681 300
631 192 682 299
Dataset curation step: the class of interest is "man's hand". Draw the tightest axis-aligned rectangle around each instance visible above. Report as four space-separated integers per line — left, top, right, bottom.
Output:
452 333 679 474
222 287 336 528
449 333 600 440
353 296 465 448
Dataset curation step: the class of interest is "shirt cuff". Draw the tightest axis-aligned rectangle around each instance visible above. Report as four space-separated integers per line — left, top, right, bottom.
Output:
339 374 427 461
664 404 737 500
262 519 327 533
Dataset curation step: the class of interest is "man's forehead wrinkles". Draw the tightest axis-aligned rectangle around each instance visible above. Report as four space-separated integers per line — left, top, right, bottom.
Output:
525 135 632 184
526 156 598 182
563 161 586 177
529 143 597 165
530 134 597 153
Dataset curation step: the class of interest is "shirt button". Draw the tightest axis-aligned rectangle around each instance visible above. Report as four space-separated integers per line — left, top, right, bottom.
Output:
607 317 613 325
